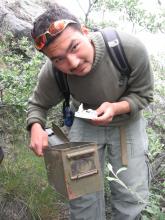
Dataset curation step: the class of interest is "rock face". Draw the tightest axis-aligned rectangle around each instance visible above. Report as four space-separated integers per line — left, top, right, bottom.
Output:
0 0 55 38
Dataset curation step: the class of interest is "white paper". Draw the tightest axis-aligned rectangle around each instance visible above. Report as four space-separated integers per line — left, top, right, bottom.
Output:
75 103 97 119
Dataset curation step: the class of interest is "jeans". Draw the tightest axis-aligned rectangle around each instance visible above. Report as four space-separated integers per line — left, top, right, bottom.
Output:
68 116 151 220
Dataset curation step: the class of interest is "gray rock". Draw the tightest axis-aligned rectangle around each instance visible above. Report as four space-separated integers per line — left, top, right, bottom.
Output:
0 0 48 38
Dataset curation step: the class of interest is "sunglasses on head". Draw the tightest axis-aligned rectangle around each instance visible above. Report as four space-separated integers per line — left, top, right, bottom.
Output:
31 19 77 50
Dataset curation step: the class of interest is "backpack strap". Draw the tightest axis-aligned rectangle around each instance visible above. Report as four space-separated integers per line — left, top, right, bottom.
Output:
100 27 132 86
53 66 74 127
53 66 70 107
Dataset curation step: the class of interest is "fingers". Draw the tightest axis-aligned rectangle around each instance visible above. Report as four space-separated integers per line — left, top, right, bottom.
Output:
29 144 43 157
29 139 44 157
91 116 112 126
92 102 115 126
29 124 48 157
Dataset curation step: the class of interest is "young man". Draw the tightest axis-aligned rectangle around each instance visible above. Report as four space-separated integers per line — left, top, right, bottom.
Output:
27 3 154 220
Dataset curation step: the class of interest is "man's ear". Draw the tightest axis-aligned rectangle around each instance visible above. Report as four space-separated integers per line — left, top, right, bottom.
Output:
81 25 89 35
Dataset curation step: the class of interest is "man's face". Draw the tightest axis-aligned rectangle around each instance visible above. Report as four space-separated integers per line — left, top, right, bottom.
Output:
43 26 95 76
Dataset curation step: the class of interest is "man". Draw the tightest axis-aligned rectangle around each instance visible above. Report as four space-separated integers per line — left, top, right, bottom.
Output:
27 3 154 220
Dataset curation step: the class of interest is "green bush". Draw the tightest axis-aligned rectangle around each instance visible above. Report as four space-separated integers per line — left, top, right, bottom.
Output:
0 33 44 110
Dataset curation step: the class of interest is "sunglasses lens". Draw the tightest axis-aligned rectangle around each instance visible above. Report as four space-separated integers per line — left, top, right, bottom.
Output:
49 20 65 35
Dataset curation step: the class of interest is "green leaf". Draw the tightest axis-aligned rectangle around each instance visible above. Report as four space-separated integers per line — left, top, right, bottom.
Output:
116 167 127 176
106 176 128 189
106 177 117 182
107 163 113 172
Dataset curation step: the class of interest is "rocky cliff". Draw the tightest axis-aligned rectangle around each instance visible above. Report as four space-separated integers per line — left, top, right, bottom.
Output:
0 0 57 38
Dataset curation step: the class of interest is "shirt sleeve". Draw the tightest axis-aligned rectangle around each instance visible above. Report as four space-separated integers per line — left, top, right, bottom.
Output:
26 60 63 130
119 34 154 115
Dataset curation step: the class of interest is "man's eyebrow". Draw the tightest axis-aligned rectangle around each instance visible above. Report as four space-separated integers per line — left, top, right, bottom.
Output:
50 39 77 61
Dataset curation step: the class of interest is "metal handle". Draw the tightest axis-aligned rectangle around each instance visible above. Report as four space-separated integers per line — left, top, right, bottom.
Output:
71 169 98 180
67 149 95 159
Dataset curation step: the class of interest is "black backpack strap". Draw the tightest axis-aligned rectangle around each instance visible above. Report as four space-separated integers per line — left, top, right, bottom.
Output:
53 66 70 107
100 27 131 86
52 66 74 127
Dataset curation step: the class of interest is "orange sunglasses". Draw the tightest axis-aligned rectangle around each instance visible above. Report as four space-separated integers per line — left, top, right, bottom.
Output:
31 19 77 50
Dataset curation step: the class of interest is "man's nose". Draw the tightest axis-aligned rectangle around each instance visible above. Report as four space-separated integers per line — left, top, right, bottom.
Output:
66 54 79 70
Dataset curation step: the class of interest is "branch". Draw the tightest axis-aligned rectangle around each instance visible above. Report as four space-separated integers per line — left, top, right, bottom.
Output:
77 0 99 24
76 0 86 14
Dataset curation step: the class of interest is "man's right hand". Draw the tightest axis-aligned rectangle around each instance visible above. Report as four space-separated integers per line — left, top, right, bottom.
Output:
29 123 48 156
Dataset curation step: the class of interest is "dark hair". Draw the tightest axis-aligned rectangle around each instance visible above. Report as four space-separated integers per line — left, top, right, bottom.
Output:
32 3 81 38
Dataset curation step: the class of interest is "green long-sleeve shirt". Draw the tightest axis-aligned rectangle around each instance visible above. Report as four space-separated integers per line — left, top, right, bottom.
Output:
27 31 154 129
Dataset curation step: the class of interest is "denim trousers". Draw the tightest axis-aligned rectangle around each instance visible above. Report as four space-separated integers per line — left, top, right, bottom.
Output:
68 116 151 220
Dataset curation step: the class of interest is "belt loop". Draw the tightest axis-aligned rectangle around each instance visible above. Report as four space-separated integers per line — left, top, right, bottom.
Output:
119 126 128 167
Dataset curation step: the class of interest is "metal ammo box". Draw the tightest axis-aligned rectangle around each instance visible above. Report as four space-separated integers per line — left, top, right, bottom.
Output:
44 124 102 200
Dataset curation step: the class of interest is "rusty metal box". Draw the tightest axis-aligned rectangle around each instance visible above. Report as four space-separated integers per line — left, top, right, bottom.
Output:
44 125 102 200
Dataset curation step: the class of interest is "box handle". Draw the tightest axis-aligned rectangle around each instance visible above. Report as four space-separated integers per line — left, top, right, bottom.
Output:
71 169 98 180
67 148 95 159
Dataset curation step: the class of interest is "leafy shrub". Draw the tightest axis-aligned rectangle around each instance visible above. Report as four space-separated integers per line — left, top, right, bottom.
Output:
0 33 45 110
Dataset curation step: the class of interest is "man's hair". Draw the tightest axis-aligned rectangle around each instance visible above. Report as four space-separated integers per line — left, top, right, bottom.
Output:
32 3 81 38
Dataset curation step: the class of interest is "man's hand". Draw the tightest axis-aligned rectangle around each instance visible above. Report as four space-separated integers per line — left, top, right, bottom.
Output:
29 123 48 156
92 101 131 126
91 102 115 126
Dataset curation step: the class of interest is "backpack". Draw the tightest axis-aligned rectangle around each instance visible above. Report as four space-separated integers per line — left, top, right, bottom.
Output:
53 27 132 127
